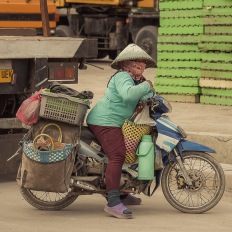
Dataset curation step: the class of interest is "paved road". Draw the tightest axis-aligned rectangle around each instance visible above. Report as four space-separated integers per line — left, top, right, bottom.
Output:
0 176 232 232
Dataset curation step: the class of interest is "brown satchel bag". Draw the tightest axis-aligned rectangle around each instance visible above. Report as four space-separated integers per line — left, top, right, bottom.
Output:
17 120 80 193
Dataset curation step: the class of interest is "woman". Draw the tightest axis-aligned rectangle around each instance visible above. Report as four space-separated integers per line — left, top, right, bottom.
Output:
86 44 156 219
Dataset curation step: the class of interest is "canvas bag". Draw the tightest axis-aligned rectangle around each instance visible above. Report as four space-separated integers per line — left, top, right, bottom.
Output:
17 119 80 193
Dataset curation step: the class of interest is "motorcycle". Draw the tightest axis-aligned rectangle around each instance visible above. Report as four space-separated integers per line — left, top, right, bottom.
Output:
18 95 225 214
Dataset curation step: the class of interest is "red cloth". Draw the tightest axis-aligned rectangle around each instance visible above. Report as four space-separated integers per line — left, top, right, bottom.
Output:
88 124 126 191
16 90 42 126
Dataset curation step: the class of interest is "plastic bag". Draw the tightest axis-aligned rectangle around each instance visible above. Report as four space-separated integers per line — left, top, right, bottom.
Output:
50 82 94 99
16 90 42 126
134 105 156 126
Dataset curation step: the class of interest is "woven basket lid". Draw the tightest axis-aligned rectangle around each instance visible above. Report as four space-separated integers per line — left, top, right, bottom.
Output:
111 43 156 69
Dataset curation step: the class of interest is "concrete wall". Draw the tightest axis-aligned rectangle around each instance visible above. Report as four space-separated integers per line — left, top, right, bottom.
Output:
187 134 232 164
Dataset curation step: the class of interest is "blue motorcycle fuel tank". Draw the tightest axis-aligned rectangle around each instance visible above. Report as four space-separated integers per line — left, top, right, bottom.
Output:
155 116 182 152
154 115 215 154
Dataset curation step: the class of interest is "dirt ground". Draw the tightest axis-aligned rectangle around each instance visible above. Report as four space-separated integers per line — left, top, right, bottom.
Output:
0 175 232 232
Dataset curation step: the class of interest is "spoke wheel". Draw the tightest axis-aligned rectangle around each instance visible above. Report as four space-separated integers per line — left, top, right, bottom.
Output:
161 152 225 213
20 186 78 210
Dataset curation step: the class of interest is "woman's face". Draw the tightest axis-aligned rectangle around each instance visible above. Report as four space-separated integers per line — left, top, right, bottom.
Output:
122 60 146 79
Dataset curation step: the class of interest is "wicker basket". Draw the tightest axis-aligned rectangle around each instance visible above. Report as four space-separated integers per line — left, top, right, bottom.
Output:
39 90 90 125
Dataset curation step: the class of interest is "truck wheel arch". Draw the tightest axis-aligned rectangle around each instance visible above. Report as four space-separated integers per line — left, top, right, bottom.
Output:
55 25 75 37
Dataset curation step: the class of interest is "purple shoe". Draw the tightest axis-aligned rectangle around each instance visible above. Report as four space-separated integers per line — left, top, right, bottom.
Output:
104 203 132 219
121 194 142 206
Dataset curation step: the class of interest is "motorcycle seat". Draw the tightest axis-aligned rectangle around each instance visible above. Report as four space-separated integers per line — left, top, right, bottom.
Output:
81 126 96 140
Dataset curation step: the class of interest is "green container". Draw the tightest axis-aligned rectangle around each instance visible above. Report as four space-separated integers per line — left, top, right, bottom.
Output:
136 135 155 180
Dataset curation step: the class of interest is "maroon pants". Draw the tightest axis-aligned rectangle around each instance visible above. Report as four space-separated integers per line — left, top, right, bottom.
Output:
87 124 126 191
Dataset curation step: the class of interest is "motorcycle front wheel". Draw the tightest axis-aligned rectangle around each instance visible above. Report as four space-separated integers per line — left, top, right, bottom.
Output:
20 186 78 210
161 152 225 214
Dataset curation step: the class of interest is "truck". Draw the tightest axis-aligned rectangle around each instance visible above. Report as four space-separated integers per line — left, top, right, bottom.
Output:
55 0 159 60
0 0 97 175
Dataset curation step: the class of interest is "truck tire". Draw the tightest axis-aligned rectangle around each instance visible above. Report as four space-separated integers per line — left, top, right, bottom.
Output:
135 26 158 61
108 50 118 60
55 25 75 37
97 51 108 59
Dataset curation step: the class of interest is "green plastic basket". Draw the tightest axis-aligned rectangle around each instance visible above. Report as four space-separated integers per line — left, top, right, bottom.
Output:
39 90 90 125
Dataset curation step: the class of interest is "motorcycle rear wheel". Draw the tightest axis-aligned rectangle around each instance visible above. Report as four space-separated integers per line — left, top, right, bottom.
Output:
20 186 78 210
161 152 225 214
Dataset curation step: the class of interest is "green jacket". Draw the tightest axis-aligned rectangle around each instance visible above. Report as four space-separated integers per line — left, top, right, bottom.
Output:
86 71 153 127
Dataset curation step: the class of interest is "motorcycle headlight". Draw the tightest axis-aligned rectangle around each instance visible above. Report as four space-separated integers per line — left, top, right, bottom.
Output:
163 98 172 113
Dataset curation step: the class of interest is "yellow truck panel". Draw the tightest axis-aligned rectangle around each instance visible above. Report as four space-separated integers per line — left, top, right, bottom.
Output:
0 0 56 13
138 0 154 8
55 0 65 7
0 21 56 29
0 0 56 29
56 0 121 6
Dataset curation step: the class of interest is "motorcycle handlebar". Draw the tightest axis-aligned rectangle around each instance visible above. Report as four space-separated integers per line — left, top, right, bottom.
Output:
141 98 160 107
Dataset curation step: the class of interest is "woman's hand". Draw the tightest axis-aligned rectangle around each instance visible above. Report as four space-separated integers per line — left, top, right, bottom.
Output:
135 102 145 114
146 80 153 87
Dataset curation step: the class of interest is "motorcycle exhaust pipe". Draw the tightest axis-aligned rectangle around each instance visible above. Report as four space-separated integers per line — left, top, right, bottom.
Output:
70 178 98 191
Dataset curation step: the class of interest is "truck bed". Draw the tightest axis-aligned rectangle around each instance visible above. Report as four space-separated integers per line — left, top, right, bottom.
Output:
0 36 97 59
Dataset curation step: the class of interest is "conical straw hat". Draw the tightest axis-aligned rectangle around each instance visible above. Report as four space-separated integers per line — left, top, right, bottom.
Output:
111 43 156 69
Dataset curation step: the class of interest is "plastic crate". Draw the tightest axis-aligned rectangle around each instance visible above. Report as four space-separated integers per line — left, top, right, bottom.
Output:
39 90 90 125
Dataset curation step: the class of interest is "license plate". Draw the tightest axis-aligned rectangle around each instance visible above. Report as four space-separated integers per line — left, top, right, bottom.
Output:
0 69 13 83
